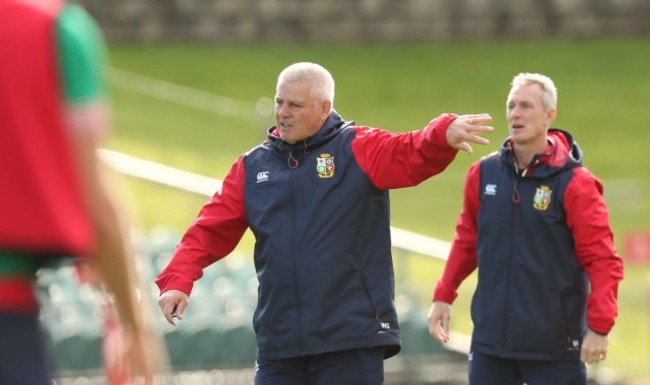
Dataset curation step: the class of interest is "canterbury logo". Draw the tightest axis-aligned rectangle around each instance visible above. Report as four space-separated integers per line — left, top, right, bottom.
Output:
256 171 270 183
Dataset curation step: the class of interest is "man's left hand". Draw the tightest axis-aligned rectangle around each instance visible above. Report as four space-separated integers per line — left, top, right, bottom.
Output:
580 329 609 364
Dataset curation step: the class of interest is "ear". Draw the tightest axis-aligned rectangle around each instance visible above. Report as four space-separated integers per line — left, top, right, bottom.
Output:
320 100 332 122
545 107 557 126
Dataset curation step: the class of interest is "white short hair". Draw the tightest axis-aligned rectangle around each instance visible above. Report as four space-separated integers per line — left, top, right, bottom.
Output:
510 72 557 111
277 62 335 106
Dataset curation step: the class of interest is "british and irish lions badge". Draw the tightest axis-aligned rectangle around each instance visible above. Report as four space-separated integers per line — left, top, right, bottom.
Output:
533 185 552 211
316 153 335 178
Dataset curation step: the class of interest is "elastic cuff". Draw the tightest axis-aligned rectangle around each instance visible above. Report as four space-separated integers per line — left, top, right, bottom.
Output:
429 112 457 139
155 276 194 297
589 327 608 337
433 280 457 304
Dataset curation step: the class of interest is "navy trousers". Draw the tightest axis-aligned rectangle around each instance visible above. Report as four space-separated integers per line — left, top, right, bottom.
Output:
255 347 385 385
0 311 52 385
468 350 587 385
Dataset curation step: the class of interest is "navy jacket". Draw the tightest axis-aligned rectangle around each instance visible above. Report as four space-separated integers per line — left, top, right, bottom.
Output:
434 129 623 361
475 129 587 360
157 111 460 360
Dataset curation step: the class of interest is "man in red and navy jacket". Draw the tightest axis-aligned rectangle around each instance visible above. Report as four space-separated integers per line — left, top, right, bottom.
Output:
156 62 493 385
427 73 624 385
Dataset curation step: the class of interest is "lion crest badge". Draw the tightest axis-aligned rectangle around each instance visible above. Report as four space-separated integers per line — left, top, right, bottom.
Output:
533 185 552 211
316 153 335 178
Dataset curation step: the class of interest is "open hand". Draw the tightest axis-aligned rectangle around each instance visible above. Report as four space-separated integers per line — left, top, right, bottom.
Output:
446 113 493 154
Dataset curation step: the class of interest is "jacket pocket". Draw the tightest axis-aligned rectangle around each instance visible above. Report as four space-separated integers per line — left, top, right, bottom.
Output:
357 270 379 318
560 288 586 342
470 291 490 345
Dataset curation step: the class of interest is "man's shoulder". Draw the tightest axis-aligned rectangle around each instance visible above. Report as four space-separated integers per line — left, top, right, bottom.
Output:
57 2 106 103
477 150 501 167
241 140 279 166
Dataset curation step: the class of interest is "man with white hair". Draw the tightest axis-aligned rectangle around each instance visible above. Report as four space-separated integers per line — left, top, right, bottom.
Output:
157 62 493 385
427 73 624 385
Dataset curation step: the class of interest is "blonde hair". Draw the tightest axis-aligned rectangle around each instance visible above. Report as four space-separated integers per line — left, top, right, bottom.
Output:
277 62 335 107
510 72 557 111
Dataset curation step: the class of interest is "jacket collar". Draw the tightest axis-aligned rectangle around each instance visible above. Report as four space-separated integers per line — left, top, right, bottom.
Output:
500 128 583 177
266 111 352 152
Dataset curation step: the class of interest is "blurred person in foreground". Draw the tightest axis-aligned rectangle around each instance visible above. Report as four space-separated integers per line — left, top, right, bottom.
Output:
156 61 493 385
427 73 624 385
0 1 166 384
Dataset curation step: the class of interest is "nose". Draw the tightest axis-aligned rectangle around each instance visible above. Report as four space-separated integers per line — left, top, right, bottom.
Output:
508 105 520 120
277 103 290 118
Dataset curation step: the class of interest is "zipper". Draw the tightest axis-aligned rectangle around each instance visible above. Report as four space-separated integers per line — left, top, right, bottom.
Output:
502 162 522 352
288 156 304 354
512 156 522 204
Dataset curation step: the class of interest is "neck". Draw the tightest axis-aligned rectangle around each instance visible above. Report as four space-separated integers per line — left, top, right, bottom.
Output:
513 140 548 169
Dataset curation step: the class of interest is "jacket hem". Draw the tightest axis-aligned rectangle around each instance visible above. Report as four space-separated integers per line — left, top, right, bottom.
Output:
470 343 581 362
257 335 401 361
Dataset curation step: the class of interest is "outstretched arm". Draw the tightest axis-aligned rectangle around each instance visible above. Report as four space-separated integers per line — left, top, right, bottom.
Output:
352 113 492 190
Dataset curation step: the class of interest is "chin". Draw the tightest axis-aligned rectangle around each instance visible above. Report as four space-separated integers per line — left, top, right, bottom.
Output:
509 133 526 144
282 136 296 144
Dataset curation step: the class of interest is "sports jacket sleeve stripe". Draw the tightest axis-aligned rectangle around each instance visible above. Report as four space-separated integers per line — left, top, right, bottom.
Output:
155 157 249 295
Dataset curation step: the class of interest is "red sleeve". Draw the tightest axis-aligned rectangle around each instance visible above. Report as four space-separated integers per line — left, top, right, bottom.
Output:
155 157 249 296
433 160 481 304
565 167 624 335
351 114 459 189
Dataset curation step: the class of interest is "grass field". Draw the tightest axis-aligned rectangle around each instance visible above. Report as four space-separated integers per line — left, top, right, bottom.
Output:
106 38 650 382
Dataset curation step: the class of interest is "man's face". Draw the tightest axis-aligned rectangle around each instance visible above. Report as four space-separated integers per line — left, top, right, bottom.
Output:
274 80 330 145
506 83 556 146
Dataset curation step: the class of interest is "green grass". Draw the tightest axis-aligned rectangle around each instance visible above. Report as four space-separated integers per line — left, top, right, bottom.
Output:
107 38 650 381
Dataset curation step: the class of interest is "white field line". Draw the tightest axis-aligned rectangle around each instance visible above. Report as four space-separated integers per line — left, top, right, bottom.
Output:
99 149 451 261
107 67 258 121
99 149 222 197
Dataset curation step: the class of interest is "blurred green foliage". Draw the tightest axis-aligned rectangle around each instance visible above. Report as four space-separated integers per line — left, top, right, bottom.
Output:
107 38 650 381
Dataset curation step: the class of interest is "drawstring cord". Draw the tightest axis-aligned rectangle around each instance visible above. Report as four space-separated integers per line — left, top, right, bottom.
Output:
288 151 299 169
287 142 309 169
512 178 521 204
